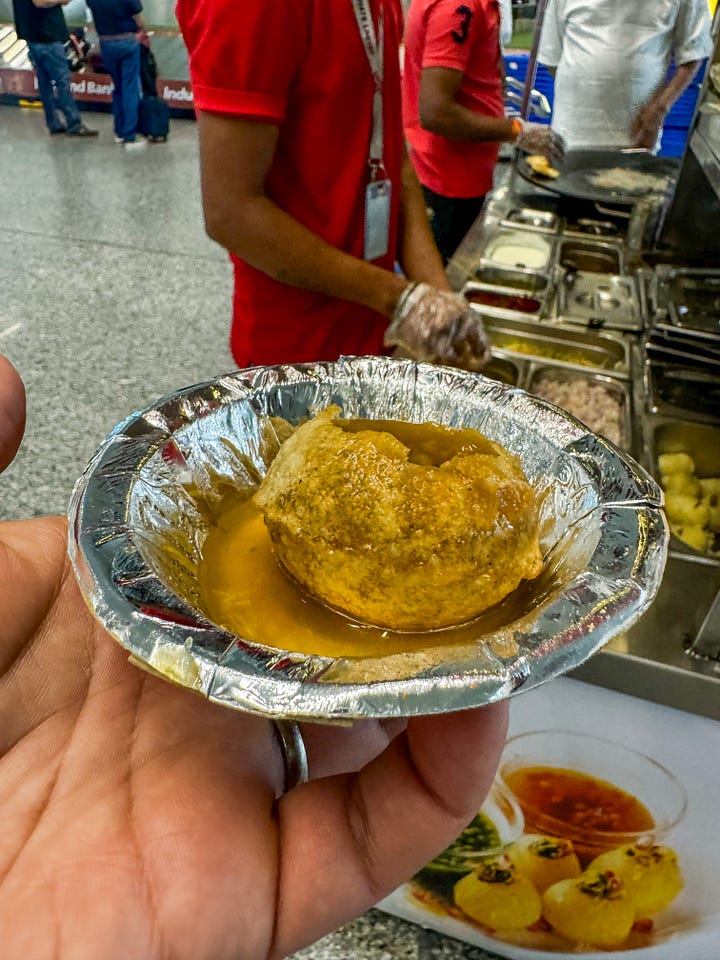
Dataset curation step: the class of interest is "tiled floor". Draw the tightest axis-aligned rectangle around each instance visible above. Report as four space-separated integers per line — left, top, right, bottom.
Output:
0 103 233 519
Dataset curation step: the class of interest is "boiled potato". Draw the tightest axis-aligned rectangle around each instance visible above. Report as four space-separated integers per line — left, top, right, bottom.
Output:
699 478 720 497
453 860 542 930
662 472 700 497
507 834 581 893
665 493 709 528
542 870 635 947
658 452 695 475
589 845 683 918
670 523 714 552
701 496 720 534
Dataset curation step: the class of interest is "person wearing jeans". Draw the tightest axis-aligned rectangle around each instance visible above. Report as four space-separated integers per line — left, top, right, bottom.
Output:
100 35 142 143
12 0 97 136
86 0 146 145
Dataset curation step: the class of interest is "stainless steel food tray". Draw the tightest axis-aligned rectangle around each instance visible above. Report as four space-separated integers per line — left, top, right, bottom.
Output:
482 353 633 452
501 207 560 233
557 271 643 333
559 239 624 274
462 281 546 320
473 312 631 376
471 264 552 297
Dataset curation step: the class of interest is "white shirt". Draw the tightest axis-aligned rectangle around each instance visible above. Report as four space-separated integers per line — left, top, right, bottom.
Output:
538 0 713 150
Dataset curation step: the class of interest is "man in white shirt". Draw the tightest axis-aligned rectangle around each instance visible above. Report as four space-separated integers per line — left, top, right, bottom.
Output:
538 0 713 151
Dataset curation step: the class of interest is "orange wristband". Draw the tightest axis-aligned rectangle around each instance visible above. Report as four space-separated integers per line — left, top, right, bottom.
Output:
510 117 523 141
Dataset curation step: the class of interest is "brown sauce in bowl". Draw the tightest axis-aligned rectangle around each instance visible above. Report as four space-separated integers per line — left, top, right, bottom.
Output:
504 766 654 865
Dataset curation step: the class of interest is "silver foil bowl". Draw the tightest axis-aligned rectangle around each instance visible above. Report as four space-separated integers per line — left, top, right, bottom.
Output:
68 357 668 722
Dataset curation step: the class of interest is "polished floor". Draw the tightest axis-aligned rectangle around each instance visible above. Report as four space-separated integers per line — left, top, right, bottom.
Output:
0 102 504 960
0 103 233 519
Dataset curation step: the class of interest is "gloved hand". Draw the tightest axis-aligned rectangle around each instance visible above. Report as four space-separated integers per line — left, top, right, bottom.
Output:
517 121 566 168
384 282 490 372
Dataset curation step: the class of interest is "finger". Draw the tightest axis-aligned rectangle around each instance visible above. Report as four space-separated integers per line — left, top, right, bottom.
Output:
272 700 509 958
0 354 26 473
300 718 408 779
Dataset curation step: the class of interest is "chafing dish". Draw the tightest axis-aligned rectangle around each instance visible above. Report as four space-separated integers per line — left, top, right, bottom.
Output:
559 239 624 274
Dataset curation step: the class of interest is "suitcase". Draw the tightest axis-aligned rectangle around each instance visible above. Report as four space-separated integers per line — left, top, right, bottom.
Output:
137 95 170 142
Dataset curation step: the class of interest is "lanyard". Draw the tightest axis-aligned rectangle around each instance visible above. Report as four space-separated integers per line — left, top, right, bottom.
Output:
350 0 385 179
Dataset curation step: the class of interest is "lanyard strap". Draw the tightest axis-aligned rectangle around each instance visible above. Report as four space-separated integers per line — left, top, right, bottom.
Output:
350 0 385 178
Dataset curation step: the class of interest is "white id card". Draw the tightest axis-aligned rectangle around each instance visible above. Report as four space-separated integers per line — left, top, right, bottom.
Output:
364 178 391 261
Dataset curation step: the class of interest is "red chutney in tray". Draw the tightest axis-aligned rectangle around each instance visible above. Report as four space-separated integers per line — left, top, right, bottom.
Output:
504 766 655 865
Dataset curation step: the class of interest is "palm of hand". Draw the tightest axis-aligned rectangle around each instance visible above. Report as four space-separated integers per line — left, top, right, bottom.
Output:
0 516 282 960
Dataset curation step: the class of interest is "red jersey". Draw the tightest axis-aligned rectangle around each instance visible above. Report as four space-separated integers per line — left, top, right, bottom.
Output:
403 0 504 199
177 0 404 367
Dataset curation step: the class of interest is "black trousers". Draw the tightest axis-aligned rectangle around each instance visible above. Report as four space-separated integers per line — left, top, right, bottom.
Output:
421 185 486 265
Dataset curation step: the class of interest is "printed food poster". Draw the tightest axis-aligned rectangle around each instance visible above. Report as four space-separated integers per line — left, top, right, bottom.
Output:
379 677 720 959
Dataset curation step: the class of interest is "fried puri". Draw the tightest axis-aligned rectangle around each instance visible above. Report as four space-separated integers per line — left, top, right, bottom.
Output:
254 406 543 631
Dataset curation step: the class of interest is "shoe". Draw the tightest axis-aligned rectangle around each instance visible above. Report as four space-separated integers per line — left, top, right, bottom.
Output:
122 136 147 149
114 135 124 144
66 124 99 137
49 127 67 136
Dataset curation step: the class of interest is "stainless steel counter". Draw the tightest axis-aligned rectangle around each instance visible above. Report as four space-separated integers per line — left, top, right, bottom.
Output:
448 162 720 720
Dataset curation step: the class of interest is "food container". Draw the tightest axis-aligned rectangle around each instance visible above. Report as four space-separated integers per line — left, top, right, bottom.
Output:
648 360 720 422
652 267 720 346
563 217 623 239
68 357 667 722
462 281 543 317
528 367 631 450
559 239 623 274
478 314 630 374
501 208 560 233
557 271 642 332
498 729 687 866
484 228 554 271
479 356 522 387
472 264 550 296
639 418 720 559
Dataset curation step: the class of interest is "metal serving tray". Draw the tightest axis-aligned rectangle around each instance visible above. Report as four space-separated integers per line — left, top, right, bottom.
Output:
480 353 632 452
563 218 624 240
646 359 720 423
651 267 720 343
475 312 631 375
500 208 560 233
462 281 545 319
637 415 720 564
472 264 551 296
482 227 556 273
557 271 642 332
559 239 624 274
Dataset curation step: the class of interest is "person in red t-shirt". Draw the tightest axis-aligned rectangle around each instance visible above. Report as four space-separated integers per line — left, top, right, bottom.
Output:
176 0 490 372
403 0 564 263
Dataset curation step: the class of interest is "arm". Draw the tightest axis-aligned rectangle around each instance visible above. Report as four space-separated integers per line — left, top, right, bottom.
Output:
396 145 450 291
630 60 702 149
419 66 516 143
198 111 408 319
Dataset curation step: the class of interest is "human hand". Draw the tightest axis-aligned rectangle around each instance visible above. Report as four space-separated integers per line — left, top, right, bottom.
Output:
384 282 491 372
517 121 566 168
0 353 509 960
630 101 665 150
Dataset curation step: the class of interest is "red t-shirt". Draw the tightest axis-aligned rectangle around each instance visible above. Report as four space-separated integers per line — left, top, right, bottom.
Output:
176 0 404 367
403 0 504 199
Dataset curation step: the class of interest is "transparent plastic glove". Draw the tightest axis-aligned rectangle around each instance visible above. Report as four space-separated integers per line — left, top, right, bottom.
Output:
384 282 490 372
517 121 566 168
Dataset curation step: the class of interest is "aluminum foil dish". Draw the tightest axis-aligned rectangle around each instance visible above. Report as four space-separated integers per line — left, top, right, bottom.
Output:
68 357 668 722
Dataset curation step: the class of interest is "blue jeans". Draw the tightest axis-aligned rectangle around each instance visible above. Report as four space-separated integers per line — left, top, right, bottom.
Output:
100 36 141 142
27 41 82 133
